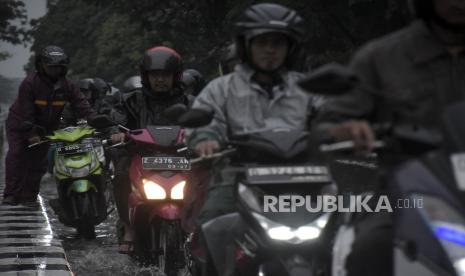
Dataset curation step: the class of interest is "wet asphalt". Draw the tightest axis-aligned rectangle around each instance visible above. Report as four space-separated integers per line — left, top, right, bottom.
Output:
0 137 165 275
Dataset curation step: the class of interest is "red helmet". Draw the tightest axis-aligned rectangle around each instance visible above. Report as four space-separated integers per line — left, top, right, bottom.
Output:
140 46 183 88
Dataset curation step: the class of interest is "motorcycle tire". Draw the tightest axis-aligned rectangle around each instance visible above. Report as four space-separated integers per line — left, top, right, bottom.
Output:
72 192 97 240
151 220 185 276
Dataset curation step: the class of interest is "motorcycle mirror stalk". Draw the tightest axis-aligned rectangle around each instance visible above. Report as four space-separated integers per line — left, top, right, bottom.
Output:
298 63 359 95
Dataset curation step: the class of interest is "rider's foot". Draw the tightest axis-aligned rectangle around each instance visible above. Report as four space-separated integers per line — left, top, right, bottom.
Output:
118 224 134 254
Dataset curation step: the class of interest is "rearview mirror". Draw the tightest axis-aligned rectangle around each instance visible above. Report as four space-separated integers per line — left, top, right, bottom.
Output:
87 115 115 129
298 63 359 95
178 109 214 128
162 103 188 123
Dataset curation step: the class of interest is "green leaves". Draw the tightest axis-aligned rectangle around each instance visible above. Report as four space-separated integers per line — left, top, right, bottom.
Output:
0 0 31 61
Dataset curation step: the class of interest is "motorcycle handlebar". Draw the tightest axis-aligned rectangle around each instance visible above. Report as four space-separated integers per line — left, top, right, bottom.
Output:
319 140 385 153
27 139 50 148
189 148 237 164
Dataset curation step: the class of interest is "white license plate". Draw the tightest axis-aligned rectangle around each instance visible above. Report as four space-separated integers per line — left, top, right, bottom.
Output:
56 144 92 155
142 156 191 170
246 165 331 184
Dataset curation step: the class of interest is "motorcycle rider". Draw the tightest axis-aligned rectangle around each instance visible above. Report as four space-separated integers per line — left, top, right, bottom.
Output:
186 3 317 274
2 45 93 206
182 69 206 96
122 75 142 93
315 0 465 275
110 46 192 253
62 78 113 125
218 42 240 76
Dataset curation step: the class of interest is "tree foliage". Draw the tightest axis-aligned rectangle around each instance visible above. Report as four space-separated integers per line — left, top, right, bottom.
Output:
28 0 409 85
0 0 31 61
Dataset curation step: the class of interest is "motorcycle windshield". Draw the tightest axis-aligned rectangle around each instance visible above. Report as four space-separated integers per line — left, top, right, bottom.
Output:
238 181 330 228
231 128 309 161
127 126 183 148
48 126 95 142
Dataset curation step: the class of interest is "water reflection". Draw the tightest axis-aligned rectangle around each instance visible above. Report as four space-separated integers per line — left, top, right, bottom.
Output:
39 174 163 275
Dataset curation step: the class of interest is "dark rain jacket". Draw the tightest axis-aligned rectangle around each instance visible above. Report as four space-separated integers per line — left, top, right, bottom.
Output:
113 87 192 129
6 72 93 138
316 20 465 131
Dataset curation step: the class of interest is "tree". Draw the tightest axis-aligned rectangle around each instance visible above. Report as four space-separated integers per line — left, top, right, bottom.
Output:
28 0 409 85
0 0 30 61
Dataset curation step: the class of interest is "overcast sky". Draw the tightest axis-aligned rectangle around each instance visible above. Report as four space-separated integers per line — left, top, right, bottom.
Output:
0 0 47 79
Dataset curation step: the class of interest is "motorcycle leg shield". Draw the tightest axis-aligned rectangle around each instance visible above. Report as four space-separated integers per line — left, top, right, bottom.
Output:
67 179 96 194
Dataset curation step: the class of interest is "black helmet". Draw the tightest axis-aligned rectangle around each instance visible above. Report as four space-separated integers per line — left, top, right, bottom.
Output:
182 69 206 96
218 43 240 75
35 45 69 74
140 46 183 88
92 77 111 98
234 3 304 69
78 78 94 91
123 76 142 93
77 78 95 101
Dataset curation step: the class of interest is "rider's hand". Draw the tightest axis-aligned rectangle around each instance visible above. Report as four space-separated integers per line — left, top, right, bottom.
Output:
328 121 375 152
195 140 220 157
111 133 126 144
28 136 41 145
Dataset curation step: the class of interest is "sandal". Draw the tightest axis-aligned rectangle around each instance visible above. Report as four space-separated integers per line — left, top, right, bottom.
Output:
118 240 134 254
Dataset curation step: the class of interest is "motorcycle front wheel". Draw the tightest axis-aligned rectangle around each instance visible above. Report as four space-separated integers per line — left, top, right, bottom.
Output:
72 192 97 239
151 219 185 276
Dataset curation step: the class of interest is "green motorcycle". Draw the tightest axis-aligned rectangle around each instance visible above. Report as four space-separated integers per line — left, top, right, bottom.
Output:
46 124 113 239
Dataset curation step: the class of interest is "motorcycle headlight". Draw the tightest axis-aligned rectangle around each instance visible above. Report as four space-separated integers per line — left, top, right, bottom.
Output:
171 181 186 200
454 258 465 276
143 179 166 200
252 212 330 244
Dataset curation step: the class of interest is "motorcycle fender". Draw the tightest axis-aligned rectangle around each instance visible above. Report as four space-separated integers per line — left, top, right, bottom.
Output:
282 255 313 276
149 203 182 221
67 179 97 194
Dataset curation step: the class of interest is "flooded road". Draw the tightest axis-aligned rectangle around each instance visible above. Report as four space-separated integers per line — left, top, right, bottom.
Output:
0 125 377 275
0 137 165 275
39 175 164 276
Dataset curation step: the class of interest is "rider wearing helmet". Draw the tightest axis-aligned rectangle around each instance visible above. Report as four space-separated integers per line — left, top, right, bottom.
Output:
316 0 465 275
122 75 142 93
218 42 240 76
110 46 191 253
62 77 114 125
186 4 318 274
78 78 95 103
3 45 93 206
181 69 206 96
92 77 111 99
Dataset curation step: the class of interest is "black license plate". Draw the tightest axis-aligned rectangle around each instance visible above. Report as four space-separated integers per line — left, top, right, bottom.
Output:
142 156 191 170
246 165 331 184
56 144 93 155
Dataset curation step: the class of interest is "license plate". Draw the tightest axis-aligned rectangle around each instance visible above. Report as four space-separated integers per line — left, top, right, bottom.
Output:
56 144 93 155
246 165 331 184
142 156 191 170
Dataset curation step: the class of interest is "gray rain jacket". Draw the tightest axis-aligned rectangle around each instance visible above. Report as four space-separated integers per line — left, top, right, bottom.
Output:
187 64 320 147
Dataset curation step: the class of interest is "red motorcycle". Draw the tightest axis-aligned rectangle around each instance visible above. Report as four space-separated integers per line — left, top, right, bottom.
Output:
125 125 191 274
